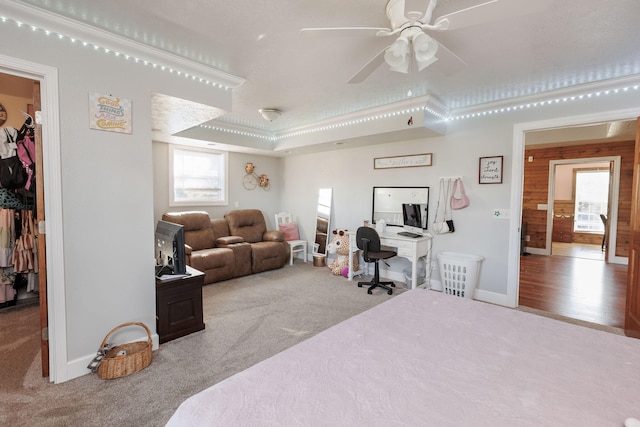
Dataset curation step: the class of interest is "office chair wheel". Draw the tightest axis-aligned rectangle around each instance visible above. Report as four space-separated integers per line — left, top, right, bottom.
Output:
358 283 363 288
367 289 372 295
387 289 393 295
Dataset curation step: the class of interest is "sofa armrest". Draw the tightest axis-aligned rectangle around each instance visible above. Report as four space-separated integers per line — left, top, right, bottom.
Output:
263 230 285 242
217 235 245 246
184 244 193 256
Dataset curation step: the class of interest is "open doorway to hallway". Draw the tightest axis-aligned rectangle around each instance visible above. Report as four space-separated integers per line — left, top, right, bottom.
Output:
518 125 635 328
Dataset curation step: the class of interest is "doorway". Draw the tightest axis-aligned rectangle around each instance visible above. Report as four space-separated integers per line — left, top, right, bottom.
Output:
0 72 47 375
519 143 627 327
0 53 65 383
546 157 620 263
508 110 640 327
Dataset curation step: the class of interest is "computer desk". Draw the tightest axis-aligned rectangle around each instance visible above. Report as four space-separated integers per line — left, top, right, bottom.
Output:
347 229 433 289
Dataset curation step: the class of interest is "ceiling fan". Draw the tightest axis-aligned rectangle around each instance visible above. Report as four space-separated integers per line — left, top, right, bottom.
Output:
300 0 551 84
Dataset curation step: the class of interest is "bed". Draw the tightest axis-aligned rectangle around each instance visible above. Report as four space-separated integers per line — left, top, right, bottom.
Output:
167 289 640 426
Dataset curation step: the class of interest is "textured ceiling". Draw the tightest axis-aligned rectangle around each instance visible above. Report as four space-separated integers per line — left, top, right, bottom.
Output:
10 0 640 148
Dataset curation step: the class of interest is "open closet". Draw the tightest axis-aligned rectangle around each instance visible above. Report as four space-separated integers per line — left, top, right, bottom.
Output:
0 78 38 308
0 71 48 378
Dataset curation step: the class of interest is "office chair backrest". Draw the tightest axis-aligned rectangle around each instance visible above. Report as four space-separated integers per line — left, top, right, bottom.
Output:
356 226 381 253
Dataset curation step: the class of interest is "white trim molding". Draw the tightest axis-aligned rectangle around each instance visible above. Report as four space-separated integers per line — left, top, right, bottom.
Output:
0 53 66 383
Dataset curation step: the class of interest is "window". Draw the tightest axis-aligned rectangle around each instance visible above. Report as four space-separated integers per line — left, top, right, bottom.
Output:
169 146 228 206
573 169 608 233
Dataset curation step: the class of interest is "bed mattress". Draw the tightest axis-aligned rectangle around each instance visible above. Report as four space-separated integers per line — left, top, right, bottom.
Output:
167 289 640 426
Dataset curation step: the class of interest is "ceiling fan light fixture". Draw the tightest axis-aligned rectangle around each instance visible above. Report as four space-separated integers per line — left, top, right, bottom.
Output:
259 108 282 122
413 33 439 71
384 36 410 73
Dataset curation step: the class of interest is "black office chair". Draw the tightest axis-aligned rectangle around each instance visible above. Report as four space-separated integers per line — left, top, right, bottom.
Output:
600 214 607 251
356 226 396 295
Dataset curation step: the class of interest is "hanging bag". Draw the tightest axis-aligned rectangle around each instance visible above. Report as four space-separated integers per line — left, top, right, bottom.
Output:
433 179 454 234
0 129 28 190
17 135 35 192
450 178 470 210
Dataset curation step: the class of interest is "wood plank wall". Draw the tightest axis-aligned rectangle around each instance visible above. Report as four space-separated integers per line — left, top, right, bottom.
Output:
523 140 634 258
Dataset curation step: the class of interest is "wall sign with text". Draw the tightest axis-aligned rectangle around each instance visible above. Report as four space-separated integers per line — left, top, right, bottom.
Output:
374 153 432 169
89 93 132 134
479 156 503 184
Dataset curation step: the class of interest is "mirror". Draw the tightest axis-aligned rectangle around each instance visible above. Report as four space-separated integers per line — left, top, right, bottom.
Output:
314 188 332 255
372 186 430 228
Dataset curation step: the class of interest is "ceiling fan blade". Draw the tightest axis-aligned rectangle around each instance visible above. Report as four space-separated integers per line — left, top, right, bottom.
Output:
433 0 553 31
347 47 388 84
432 41 467 75
299 27 391 38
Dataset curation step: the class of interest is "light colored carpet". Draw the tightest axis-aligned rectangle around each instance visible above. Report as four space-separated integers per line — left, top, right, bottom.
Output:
1 262 403 426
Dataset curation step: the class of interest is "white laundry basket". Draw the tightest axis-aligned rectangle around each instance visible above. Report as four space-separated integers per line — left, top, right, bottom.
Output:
437 252 483 299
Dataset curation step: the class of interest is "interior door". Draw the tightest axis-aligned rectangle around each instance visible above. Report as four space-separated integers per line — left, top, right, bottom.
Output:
625 117 640 338
33 81 49 376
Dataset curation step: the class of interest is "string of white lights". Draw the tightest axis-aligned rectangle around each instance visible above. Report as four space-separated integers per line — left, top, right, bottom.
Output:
0 15 234 91
199 80 640 141
199 124 274 141
447 85 640 121
4 11 638 141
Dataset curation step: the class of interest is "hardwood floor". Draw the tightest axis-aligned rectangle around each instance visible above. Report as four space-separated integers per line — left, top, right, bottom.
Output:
519 243 627 328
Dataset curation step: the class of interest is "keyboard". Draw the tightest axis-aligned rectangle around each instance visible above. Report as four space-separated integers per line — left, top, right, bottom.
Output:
397 231 422 238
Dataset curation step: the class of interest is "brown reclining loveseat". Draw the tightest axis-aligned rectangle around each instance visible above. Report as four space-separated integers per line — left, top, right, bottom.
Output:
161 209 288 285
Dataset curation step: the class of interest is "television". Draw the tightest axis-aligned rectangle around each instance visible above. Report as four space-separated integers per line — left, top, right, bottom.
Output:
402 203 427 235
155 220 186 276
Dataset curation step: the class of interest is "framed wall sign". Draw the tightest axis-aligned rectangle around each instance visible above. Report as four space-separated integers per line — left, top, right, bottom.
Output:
89 93 132 134
479 156 503 184
374 153 432 169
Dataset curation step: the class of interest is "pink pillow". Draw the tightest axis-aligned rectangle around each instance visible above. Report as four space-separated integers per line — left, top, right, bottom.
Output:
278 222 300 241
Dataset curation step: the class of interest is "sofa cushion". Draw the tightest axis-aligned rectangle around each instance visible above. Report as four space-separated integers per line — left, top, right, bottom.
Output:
190 248 235 283
250 241 288 273
162 211 215 251
211 218 230 240
225 209 267 243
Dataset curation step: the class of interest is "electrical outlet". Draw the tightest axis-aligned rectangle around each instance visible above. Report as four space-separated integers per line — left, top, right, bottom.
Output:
525 235 530 242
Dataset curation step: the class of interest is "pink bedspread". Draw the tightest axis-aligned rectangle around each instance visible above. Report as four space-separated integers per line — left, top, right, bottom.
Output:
167 290 640 426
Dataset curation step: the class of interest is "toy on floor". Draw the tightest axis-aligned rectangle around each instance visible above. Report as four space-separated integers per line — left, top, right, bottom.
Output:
327 229 358 277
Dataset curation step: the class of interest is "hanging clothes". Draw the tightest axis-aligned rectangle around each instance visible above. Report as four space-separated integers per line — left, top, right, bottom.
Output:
0 208 14 304
11 210 36 274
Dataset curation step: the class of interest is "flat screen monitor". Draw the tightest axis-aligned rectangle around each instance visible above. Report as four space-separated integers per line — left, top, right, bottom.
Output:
402 203 426 235
155 220 186 275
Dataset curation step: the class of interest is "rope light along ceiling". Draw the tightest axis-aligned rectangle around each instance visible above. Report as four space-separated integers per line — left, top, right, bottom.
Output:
3 13 639 140
214 84 640 142
0 15 236 91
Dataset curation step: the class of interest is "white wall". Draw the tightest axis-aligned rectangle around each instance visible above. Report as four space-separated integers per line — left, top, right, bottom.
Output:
0 18 233 381
280 90 640 301
152 142 283 227
2 5 639 382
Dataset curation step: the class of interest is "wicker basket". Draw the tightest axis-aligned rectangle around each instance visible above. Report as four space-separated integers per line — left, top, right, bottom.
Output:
97 322 152 380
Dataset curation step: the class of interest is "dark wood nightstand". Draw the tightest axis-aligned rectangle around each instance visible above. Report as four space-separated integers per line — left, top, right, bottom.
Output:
156 266 205 344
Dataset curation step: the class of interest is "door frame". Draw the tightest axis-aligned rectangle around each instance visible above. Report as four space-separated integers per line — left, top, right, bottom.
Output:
507 106 640 308
542 156 622 264
0 54 66 383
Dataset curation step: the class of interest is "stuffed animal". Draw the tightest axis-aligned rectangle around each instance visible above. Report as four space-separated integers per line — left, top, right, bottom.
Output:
327 229 358 276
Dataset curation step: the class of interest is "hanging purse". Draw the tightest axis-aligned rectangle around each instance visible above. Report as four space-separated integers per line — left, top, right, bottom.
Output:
450 178 470 210
0 129 28 190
